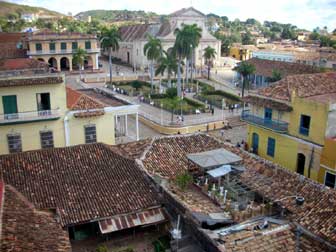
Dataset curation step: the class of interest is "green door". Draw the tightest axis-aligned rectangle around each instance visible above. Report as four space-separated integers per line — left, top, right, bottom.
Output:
2 95 18 119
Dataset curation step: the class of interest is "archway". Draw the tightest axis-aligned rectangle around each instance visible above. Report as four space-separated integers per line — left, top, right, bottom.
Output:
127 52 130 64
84 56 93 69
48 57 57 69
37 58 45 62
296 153 306 175
60 57 70 71
252 133 259 154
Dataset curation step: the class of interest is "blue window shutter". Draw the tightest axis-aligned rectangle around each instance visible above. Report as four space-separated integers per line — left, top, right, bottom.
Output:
267 137 275 157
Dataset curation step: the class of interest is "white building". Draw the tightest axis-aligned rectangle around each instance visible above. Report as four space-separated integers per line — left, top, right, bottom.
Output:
21 13 37 23
111 7 222 70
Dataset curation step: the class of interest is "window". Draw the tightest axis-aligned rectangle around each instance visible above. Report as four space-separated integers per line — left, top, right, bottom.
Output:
267 137 276 157
264 108 273 120
72 42 78 50
49 42 55 51
325 172 336 188
299 114 311 136
332 64 336 70
7 133 22 153
85 41 91 49
40 131 54 148
35 43 42 51
2 95 18 119
84 125 96 144
36 93 51 115
61 42 67 50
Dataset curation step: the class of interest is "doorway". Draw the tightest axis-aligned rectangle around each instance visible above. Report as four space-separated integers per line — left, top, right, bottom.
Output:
252 133 259 154
296 153 306 175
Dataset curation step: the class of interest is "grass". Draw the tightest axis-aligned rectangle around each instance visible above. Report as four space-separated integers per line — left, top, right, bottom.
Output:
152 97 205 115
107 81 152 96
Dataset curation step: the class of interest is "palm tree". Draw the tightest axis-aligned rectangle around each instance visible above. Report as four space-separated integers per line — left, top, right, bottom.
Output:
174 24 193 97
144 34 162 93
155 50 179 87
203 46 216 80
235 61 255 98
72 47 88 80
100 27 121 84
186 24 202 84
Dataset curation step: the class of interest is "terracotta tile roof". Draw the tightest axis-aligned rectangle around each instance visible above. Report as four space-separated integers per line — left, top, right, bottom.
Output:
0 75 63 88
80 89 127 107
245 58 320 78
66 87 105 118
219 223 333 252
254 72 336 102
0 58 48 71
143 135 223 179
1 183 71 252
244 95 292 111
0 143 160 227
141 134 336 245
110 139 152 160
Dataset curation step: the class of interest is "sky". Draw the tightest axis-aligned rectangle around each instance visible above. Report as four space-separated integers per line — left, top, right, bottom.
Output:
7 0 336 31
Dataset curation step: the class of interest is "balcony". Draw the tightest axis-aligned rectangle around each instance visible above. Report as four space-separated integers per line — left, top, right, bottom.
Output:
27 48 101 56
241 110 289 133
0 109 61 125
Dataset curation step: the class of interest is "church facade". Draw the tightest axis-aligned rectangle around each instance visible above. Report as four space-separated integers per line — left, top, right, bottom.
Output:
111 7 222 70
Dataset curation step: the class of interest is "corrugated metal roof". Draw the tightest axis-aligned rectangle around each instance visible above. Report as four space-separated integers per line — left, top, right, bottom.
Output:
98 207 166 234
187 148 242 169
207 165 232 178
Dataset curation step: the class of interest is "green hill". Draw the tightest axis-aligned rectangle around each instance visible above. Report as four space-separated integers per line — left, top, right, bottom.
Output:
75 9 159 23
0 1 63 19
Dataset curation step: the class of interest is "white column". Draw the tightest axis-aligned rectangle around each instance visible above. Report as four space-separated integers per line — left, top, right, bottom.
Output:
136 112 139 141
125 114 128 136
64 116 70 146
95 54 99 69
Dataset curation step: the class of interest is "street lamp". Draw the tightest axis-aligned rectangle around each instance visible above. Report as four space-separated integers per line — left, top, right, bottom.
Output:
222 98 225 121
160 103 163 125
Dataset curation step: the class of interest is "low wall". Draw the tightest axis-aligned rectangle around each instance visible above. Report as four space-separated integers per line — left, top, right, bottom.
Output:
138 116 226 135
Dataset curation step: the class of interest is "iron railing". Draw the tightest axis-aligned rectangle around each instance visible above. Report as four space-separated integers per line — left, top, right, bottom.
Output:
27 48 101 55
241 110 288 132
0 109 61 124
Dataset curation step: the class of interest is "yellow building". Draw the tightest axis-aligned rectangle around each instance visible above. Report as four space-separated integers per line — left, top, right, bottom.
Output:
229 44 256 61
27 30 100 71
242 72 336 183
320 137 336 188
0 68 139 154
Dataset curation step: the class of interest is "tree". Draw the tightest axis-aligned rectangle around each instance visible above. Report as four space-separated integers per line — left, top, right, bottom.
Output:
203 46 216 80
144 34 163 93
242 31 253 45
309 31 320 40
235 61 255 99
174 24 193 97
131 80 143 91
333 28 336 35
175 172 193 191
185 24 202 84
72 48 88 80
267 69 282 83
155 50 179 87
100 27 121 84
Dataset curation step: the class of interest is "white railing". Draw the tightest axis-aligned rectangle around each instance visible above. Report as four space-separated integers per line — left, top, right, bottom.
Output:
27 48 101 55
0 109 61 124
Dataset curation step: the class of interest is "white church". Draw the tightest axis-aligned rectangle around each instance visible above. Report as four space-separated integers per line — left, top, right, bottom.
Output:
111 7 222 70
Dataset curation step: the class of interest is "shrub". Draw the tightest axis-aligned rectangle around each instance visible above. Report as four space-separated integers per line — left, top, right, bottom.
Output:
203 90 241 102
131 80 143 90
96 245 108 252
166 87 178 98
184 97 204 108
175 172 193 191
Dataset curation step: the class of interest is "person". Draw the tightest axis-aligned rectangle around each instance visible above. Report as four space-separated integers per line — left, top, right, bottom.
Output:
211 107 215 115
220 129 224 138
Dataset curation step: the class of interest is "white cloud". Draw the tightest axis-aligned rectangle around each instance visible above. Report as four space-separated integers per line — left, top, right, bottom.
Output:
7 0 336 30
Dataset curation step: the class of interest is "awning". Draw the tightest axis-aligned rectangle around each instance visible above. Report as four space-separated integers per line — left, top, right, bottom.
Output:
187 148 242 170
98 207 166 234
207 165 232 178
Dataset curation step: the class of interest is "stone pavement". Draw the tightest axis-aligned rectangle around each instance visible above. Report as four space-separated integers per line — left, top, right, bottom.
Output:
96 86 242 127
